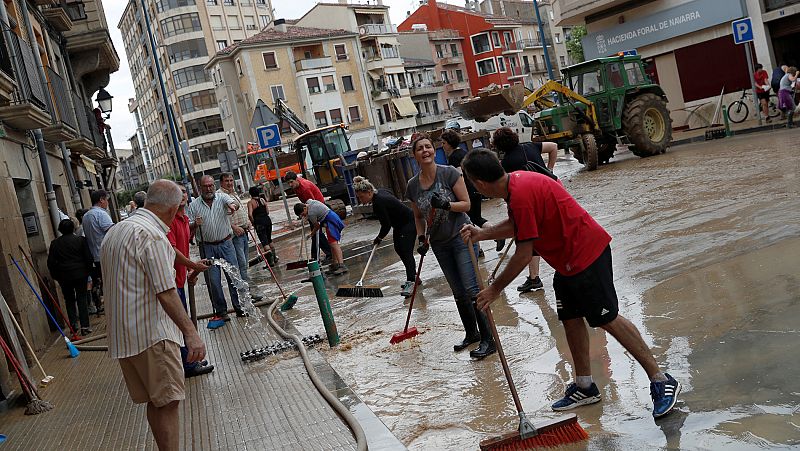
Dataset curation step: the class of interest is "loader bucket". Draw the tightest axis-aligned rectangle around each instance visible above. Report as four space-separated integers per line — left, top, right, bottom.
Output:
453 84 526 122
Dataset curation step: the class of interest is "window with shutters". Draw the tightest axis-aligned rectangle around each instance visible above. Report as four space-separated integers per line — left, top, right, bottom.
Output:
322 75 336 92
348 106 361 122
329 109 342 124
307 77 321 94
270 85 285 102
342 75 354 92
314 111 328 127
334 44 348 61
262 52 277 69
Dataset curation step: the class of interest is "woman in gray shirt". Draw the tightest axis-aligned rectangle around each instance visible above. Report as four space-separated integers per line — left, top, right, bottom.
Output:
406 134 495 359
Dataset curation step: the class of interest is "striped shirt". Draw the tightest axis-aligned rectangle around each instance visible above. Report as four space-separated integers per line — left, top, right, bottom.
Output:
218 188 250 229
186 193 236 243
101 208 182 359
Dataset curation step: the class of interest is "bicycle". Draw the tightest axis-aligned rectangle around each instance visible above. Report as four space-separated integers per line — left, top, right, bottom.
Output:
727 89 780 123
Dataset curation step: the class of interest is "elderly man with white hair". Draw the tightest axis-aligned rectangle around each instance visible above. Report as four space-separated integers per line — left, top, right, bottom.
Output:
101 179 206 451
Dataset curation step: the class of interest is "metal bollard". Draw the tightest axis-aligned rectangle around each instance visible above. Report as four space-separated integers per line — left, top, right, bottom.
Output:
307 260 339 347
723 105 732 137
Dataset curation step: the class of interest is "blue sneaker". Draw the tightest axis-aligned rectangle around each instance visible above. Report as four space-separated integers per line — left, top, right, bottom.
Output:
551 382 601 411
651 373 681 418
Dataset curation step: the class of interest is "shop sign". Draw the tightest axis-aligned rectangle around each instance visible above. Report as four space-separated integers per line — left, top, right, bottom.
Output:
582 0 745 59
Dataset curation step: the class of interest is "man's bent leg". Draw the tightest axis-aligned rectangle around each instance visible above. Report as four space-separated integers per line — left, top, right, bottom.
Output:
147 400 180 450
231 233 249 282
600 315 661 379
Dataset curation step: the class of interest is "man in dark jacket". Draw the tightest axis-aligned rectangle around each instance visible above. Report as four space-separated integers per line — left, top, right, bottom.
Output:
47 218 94 335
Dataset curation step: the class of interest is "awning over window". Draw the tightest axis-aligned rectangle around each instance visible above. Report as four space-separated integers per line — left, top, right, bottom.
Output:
367 69 382 80
81 155 97 175
392 97 418 118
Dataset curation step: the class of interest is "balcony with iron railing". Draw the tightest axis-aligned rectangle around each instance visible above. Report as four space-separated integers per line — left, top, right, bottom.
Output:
42 67 78 142
502 41 522 53
0 29 52 130
518 39 544 49
416 111 451 126
358 23 397 38
438 53 463 65
507 66 524 78
67 91 102 157
409 81 444 96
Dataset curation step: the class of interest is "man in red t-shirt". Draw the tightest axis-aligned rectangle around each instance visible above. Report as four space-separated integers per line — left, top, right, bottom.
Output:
459 149 681 419
283 171 331 262
167 185 213 378
755 63 772 121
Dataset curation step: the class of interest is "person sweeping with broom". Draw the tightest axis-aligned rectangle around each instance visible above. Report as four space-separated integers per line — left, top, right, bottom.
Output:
459 148 681 419
294 199 347 275
406 134 495 359
352 176 417 297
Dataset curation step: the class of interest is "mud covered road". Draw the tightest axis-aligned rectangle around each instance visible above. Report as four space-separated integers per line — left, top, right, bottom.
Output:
275 129 800 450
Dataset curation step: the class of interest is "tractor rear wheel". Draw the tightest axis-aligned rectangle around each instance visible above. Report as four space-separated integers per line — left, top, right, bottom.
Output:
623 93 672 157
582 134 598 171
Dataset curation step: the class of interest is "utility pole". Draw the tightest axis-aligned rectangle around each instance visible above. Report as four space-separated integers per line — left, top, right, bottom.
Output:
532 0 555 80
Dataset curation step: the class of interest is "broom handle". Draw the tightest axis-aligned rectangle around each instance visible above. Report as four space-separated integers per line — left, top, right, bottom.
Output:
300 220 307 261
18 245 76 336
489 239 514 282
10 256 69 340
467 240 524 414
0 333 37 398
248 228 287 299
401 210 436 332
357 244 379 285
0 294 47 379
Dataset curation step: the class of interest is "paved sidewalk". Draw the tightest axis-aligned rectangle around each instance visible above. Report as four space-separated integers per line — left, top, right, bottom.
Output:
0 266 404 450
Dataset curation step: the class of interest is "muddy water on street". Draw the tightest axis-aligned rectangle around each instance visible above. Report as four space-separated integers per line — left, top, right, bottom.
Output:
275 129 800 450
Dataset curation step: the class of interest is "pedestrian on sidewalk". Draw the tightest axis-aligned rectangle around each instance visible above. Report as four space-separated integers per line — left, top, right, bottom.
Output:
283 171 332 263
133 190 147 210
493 127 558 293
247 185 277 266
167 185 214 378
352 176 416 297
406 134 495 360
778 66 798 128
187 175 247 324
218 173 260 303
459 149 681 418
294 199 347 275
754 64 772 122
47 218 93 335
83 189 114 315
101 179 207 450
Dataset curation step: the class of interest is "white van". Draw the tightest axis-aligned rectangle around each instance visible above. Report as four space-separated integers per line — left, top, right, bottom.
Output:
447 110 536 143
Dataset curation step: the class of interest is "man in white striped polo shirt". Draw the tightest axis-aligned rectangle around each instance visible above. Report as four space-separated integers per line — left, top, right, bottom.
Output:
187 174 245 324
102 179 206 450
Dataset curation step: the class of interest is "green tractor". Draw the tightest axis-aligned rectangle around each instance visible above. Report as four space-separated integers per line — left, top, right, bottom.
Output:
456 54 672 171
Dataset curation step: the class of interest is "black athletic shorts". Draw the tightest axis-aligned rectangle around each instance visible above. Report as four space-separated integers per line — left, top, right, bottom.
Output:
552 245 618 327
757 91 771 101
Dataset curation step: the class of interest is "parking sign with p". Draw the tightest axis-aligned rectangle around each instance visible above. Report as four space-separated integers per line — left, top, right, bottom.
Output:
732 17 753 45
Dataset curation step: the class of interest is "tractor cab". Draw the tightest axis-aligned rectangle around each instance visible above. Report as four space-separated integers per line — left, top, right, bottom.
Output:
293 123 352 201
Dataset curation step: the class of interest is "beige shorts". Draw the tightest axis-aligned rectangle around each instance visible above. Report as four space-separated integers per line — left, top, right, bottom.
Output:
118 340 185 407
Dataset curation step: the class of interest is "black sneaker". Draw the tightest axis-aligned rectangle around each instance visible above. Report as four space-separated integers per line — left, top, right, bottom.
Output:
517 276 544 292
185 363 215 378
551 382 602 411
495 239 506 252
235 309 249 318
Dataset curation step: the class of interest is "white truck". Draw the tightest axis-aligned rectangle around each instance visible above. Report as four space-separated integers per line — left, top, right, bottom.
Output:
446 110 536 143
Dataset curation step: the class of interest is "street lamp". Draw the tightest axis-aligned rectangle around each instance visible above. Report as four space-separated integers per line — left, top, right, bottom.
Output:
96 87 113 115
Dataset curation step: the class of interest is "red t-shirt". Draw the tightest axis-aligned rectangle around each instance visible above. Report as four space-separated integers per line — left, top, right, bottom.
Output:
295 177 324 203
507 171 611 276
755 70 769 93
167 211 190 288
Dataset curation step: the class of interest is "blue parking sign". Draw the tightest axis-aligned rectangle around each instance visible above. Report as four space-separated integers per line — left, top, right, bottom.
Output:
256 124 281 150
732 17 753 44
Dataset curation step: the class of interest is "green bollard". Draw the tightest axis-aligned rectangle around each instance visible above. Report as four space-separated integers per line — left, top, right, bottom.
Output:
307 260 339 347
722 105 732 137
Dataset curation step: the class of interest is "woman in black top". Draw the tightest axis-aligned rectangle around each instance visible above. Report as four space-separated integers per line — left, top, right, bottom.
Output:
47 219 93 335
248 185 277 266
353 176 417 297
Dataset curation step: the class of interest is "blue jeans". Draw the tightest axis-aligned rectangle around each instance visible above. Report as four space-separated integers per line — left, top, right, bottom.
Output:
231 232 250 282
202 238 241 315
177 287 196 371
431 236 480 307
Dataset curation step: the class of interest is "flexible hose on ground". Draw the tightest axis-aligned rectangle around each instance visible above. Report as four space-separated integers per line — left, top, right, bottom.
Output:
264 300 368 451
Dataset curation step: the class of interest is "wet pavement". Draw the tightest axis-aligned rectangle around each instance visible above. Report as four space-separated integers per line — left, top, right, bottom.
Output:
277 128 800 450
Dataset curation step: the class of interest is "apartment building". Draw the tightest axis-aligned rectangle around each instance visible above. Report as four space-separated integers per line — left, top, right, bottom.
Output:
400 0 525 95
0 0 118 399
127 96 154 184
206 21 378 174
118 0 273 183
553 0 782 127
398 28 471 130
295 1 419 138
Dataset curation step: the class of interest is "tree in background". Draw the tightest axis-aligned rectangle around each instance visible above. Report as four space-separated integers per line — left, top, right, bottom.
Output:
566 25 587 64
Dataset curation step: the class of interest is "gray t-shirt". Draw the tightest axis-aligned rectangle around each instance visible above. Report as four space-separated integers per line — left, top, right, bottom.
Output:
306 199 330 225
406 165 470 244
780 73 794 91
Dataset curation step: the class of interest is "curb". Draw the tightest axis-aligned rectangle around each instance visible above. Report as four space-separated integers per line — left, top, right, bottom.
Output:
671 122 790 148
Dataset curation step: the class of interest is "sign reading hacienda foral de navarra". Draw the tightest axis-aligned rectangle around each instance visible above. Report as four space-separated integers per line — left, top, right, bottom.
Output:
582 0 745 60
